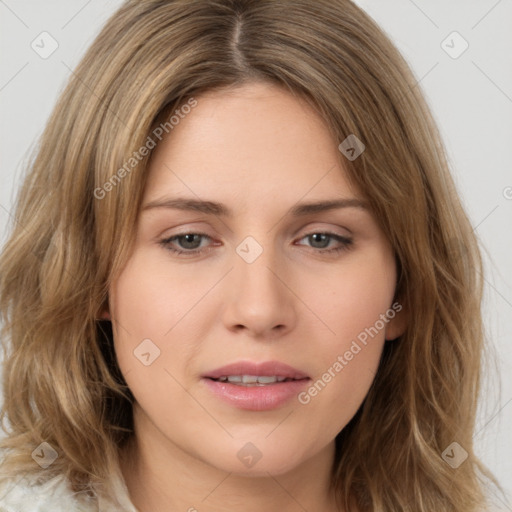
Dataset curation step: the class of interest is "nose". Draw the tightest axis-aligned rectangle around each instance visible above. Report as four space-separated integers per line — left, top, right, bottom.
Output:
221 241 297 339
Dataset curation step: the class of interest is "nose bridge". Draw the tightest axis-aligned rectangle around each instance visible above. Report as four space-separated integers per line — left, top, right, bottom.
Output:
222 234 296 336
234 234 284 303
236 237 279 292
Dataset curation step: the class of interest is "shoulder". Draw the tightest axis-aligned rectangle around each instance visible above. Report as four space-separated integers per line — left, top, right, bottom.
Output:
0 470 139 512
0 473 97 511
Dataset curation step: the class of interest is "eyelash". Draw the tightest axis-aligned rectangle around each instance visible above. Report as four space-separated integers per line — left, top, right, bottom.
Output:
159 231 353 257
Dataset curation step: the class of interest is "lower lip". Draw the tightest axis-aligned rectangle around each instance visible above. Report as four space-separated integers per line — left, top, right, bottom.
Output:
202 378 310 411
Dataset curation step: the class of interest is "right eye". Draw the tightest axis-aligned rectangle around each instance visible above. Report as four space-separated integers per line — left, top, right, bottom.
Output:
159 233 216 256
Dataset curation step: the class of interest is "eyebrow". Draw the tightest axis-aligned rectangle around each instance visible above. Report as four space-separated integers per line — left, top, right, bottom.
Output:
141 197 368 217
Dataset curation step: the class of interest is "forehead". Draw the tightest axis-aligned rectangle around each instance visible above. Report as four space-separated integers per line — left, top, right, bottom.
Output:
144 82 361 205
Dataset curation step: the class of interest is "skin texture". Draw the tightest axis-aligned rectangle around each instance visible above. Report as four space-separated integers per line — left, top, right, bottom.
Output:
106 82 406 512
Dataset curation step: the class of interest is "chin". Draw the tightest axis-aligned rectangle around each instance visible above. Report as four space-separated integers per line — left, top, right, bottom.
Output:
203 441 312 477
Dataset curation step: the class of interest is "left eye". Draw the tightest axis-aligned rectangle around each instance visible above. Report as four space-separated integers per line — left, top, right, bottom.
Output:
159 232 353 256
296 232 352 253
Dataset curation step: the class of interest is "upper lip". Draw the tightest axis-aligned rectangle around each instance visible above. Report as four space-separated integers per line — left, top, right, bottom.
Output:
202 360 310 380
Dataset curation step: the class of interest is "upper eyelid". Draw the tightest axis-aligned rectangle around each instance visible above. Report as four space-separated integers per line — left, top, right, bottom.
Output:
160 220 352 239
162 229 350 240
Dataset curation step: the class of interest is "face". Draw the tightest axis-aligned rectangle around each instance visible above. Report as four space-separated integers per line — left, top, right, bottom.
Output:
108 82 405 476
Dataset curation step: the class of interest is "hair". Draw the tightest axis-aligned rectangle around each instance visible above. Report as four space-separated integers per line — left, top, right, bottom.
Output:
0 0 502 510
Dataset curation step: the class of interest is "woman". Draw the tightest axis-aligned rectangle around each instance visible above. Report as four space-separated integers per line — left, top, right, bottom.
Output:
0 0 501 510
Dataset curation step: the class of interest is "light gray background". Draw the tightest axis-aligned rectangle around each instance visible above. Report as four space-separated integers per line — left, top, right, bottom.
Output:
1 0 511 506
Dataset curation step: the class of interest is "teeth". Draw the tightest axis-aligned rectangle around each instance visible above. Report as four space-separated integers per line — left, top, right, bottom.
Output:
242 375 259 384
215 375 290 385
255 376 278 384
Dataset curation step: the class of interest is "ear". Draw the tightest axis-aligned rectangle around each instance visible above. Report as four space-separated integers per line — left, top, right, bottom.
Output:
384 301 407 341
98 300 111 321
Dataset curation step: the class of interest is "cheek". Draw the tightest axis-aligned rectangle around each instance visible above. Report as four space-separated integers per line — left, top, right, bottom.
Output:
108 254 178 384
108 248 232 423
109 249 216 361
108 254 202 426
307 246 396 343
296 249 395 421
296 313 388 445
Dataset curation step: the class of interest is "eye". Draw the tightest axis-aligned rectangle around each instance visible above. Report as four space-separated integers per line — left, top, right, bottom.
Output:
295 232 353 254
159 231 353 257
159 233 214 256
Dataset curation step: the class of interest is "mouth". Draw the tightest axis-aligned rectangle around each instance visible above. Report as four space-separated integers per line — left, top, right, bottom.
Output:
207 375 307 386
201 361 310 411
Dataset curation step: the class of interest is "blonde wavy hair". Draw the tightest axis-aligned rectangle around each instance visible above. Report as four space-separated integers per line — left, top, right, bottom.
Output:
0 0 501 510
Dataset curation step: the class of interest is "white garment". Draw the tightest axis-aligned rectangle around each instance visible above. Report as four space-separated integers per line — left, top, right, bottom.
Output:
0 471 139 512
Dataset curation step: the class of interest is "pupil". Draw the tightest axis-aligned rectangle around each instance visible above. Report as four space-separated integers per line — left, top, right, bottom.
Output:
310 233 329 248
180 234 201 249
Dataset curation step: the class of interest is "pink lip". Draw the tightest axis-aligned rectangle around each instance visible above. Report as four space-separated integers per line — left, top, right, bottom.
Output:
201 360 310 411
202 360 309 380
